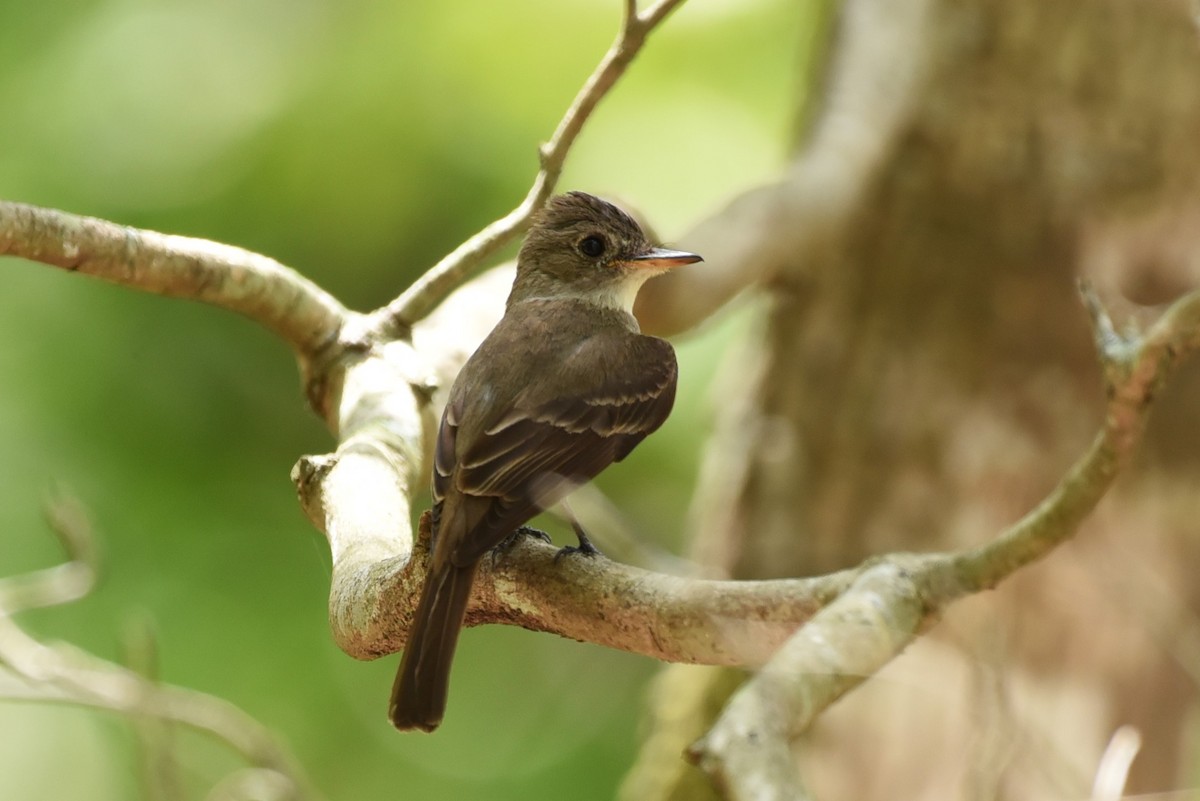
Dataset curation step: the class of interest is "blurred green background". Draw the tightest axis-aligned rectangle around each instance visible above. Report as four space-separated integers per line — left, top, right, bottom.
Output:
0 0 804 798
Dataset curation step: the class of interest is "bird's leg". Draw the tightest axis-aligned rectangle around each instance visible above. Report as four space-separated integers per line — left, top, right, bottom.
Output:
555 500 602 560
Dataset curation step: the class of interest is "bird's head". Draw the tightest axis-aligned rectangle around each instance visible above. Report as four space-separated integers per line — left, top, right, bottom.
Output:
509 191 701 313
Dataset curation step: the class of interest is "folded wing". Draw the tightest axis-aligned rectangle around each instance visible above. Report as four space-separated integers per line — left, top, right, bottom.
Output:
436 335 677 565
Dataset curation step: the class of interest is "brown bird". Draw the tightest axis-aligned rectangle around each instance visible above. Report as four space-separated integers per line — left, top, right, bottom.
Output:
389 191 701 732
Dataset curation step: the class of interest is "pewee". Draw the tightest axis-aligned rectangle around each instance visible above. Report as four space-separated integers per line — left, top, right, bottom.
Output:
390 191 701 732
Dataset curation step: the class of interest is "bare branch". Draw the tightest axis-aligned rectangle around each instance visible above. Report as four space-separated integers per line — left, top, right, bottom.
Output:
1091 726 1141 801
474 534 851 667
368 0 691 332
0 499 318 801
690 561 923 801
0 490 97 614
687 284 1200 796
952 283 1200 590
0 201 348 361
303 499 860 663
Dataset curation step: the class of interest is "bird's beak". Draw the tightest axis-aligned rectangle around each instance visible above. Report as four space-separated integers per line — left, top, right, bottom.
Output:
627 247 703 270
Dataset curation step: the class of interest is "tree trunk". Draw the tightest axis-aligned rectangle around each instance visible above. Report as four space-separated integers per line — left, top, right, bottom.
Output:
628 0 1200 796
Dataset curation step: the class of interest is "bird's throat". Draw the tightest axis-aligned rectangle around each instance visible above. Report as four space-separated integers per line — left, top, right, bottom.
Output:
593 272 652 315
508 272 653 316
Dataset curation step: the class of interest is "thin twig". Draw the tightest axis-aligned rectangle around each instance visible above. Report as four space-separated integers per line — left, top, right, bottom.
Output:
124 617 185 801
0 490 97 614
0 497 319 801
369 0 691 333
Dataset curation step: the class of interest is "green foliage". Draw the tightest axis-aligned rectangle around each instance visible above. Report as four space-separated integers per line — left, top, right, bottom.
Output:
0 0 805 798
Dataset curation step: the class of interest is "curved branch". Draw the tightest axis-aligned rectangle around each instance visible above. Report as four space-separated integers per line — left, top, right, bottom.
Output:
292 263 862 668
0 201 348 360
310 508 861 665
952 280 1200 589
690 560 922 801
368 0 691 333
0 495 318 800
686 282 1200 797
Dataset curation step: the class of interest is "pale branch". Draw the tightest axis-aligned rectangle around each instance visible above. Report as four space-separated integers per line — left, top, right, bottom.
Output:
686 283 1200 798
0 0 735 685
691 560 923 801
1091 726 1141 801
471 536 849 667
0 496 317 801
0 490 96 614
300 250 864 668
123 617 186 801
952 280 1200 589
0 0 924 681
297 475 863 663
0 201 348 362
368 0 691 333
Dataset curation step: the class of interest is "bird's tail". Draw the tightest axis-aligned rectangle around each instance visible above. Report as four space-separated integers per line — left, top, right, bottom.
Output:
389 559 479 732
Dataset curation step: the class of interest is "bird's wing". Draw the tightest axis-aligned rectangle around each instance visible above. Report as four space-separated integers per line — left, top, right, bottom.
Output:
445 335 677 564
430 398 459 519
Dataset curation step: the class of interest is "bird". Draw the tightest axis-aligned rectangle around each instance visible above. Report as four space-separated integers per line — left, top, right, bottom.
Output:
389 191 702 732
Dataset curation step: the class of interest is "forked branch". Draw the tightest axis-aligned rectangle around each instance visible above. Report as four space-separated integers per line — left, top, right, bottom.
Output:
367 0 692 333
687 282 1200 800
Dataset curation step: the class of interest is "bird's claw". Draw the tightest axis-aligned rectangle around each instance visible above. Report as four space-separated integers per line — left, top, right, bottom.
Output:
555 519 603 563
514 525 553 545
493 525 552 555
554 539 603 563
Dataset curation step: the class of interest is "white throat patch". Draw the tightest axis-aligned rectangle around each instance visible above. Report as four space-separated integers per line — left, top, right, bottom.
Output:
516 268 660 316
589 272 654 314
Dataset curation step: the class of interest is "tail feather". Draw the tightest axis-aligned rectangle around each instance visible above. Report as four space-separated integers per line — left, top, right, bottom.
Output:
389 559 478 732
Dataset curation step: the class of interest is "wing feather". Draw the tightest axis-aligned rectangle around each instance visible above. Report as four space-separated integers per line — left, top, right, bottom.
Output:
442 335 676 564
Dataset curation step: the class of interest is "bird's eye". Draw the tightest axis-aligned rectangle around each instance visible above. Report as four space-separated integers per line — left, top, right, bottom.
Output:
578 235 607 259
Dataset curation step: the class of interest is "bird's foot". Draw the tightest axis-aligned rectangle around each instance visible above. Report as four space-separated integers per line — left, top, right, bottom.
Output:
554 521 603 563
490 526 553 568
493 525 552 554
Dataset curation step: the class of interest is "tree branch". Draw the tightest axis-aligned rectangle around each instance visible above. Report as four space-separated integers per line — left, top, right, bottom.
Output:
0 0 759 711
691 560 922 801
0 494 318 801
0 201 348 363
686 282 1200 798
306 278 1189 678
367 0 691 333
2 6 1194 797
